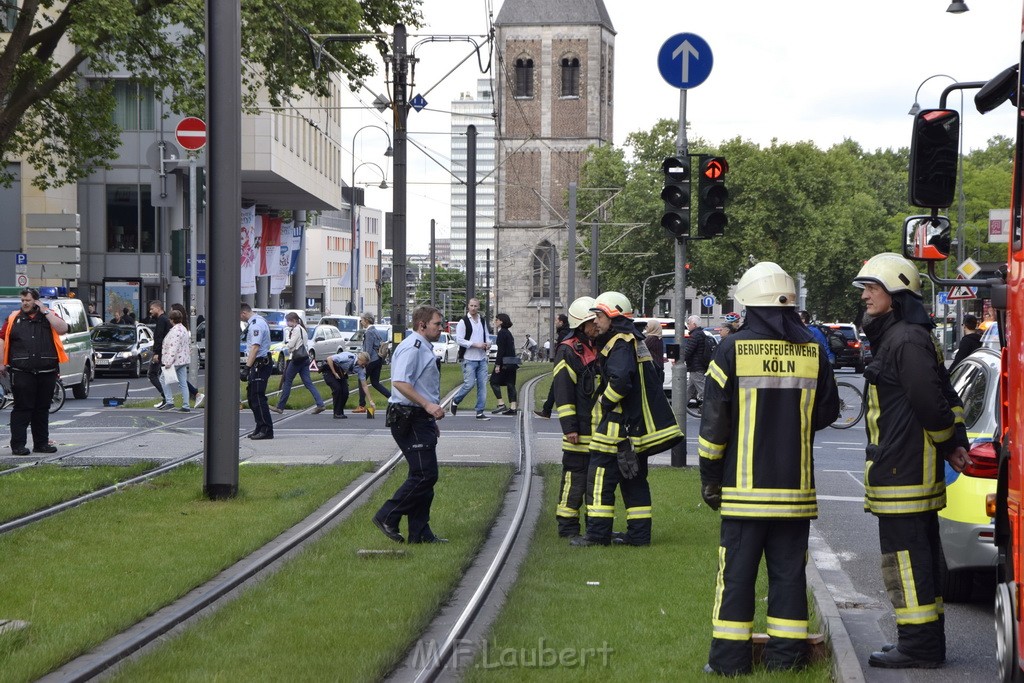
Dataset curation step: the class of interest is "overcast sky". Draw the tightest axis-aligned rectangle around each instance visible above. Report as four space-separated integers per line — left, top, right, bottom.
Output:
344 1 1020 253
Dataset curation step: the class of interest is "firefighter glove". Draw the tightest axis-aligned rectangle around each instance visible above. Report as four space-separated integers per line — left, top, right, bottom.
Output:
701 482 722 510
617 442 639 479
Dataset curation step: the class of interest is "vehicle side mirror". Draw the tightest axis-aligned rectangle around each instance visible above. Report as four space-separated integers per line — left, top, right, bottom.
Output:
908 108 960 208
903 215 952 261
315 336 325 342
975 64 1019 114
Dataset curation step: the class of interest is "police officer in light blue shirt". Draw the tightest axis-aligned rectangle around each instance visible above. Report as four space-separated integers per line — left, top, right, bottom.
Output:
373 306 447 545
240 303 274 439
323 351 372 419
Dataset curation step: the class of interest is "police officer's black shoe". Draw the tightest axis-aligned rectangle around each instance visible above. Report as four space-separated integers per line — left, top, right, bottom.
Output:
868 648 943 669
10 447 30 456
250 432 273 440
33 445 58 453
569 535 609 547
372 516 405 543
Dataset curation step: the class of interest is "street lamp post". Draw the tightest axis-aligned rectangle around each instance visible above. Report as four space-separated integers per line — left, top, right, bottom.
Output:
349 124 392 316
641 271 674 317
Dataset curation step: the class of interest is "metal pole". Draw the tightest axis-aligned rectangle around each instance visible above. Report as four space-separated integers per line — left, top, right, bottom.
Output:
549 243 556 361
204 0 241 498
485 247 491 322
567 182 576 304
591 218 599 296
350 156 357 316
466 125 477 301
642 271 673 318
376 248 382 317
671 89 689 468
430 218 436 306
390 24 408 342
188 155 199 390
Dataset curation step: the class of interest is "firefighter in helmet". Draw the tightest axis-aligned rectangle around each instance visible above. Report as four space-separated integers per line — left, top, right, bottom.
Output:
571 291 683 547
699 262 839 675
854 253 970 669
552 296 600 540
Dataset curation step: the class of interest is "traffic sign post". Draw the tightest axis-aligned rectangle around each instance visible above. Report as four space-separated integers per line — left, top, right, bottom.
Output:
16 274 28 287
175 117 207 151
702 295 715 308
658 33 714 90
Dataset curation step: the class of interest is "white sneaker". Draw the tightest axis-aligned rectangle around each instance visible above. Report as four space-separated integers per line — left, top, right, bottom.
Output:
154 400 166 409
193 393 206 408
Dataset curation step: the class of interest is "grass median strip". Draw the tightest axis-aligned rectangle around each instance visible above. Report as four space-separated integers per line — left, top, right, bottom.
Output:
464 465 830 681
109 465 513 681
0 462 157 524
0 462 370 682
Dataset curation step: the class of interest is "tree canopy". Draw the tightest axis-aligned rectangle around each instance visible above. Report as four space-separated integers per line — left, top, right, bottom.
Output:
0 0 422 189
575 120 1012 322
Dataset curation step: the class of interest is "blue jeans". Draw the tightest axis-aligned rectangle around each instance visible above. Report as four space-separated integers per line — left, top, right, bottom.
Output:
454 358 488 412
161 364 190 406
277 358 325 409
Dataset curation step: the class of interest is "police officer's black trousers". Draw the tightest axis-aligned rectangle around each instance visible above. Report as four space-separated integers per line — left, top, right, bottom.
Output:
708 518 810 675
10 370 57 450
556 451 588 537
584 449 651 545
376 415 439 543
877 512 944 662
246 363 273 436
323 372 350 416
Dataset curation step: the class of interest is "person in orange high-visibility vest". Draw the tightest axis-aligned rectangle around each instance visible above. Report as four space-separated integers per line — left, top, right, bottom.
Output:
0 288 68 455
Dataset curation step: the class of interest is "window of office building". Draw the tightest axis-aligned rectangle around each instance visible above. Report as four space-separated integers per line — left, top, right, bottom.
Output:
532 241 555 299
515 58 534 98
2 1 18 31
106 185 156 253
112 80 156 131
560 56 580 97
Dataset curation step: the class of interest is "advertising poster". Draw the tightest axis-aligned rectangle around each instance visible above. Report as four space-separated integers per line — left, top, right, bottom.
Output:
102 279 142 323
241 205 257 295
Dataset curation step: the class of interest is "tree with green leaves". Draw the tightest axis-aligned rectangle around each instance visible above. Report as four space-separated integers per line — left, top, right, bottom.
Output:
0 0 422 189
411 265 466 322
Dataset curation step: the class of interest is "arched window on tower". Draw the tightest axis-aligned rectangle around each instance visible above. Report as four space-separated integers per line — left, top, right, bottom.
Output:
515 57 534 98
560 56 580 98
532 241 557 299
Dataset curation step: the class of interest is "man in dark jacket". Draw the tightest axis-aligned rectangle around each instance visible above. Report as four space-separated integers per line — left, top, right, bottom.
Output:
147 300 171 408
572 291 682 548
684 314 712 406
949 313 982 370
699 263 839 676
853 253 971 670
536 313 572 418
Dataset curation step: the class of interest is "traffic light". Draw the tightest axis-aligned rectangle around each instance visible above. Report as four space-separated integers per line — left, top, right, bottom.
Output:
660 156 691 239
697 156 729 238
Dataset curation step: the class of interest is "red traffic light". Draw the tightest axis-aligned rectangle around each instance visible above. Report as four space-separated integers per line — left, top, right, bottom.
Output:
701 157 728 180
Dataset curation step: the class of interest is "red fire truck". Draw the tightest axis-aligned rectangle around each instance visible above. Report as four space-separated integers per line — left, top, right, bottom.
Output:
900 43 1020 680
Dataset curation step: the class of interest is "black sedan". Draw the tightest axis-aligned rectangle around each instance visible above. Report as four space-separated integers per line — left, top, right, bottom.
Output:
91 324 155 377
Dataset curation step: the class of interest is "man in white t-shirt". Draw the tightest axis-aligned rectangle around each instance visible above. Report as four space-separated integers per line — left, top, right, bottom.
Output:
451 298 491 420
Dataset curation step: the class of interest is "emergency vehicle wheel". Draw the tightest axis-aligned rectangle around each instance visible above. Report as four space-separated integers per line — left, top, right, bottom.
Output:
996 580 1022 682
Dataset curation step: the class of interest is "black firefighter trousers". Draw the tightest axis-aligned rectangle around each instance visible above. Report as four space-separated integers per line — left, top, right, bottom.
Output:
584 448 651 545
555 451 588 537
708 518 810 675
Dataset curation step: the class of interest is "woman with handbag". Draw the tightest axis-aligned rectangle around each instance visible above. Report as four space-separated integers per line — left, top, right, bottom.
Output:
489 312 520 415
159 309 192 412
271 312 326 415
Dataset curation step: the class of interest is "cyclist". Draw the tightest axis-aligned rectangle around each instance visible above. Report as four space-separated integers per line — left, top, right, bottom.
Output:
799 310 835 366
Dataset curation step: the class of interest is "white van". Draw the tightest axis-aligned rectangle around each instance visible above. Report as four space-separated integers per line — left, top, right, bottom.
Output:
0 295 95 398
317 315 362 343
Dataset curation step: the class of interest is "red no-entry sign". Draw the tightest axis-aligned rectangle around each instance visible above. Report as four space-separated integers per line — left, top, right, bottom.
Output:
175 117 207 151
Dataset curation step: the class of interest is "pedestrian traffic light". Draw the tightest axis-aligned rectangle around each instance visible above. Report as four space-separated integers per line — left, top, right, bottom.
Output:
697 156 728 238
660 156 691 239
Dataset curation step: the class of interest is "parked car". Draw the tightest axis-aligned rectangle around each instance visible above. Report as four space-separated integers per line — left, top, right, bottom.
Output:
859 333 873 364
940 345 1000 601
269 323 345 373
432 332 460 363
822 323 865 373
0 295 94 398
487 333 498 362
91 324 154 377
317 315 362 343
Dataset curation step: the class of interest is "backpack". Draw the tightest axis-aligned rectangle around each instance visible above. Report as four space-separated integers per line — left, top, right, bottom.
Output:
824 327 846 353
702 333 718 365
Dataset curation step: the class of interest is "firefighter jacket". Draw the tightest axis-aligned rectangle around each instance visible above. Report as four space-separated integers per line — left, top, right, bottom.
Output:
552 331 598 453
861 311 968 516
591 319 682 457
698 313 839 520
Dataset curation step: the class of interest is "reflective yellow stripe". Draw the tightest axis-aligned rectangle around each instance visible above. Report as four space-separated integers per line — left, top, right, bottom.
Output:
800 387 813 490
895 603 939 625
713 619 754 641
603 384 624 403
737 387 756 489
864 481 946 515
556 404 576 418
698 435 726 461
720 503 818 518
898 550 917 607
588 465 614 517
865 384 880 445
553 359 576 382
766 616 808 639
713 546 726 620
588 505 615 518
926 425 954 443
707 360 728 389
626 505 652 519
952 405 964 424
556 472 575 518
923 429 936 488
723 487 817 503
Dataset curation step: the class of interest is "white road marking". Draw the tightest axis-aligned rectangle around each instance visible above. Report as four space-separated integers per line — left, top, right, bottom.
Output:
76 411 100 417
819 495 863 502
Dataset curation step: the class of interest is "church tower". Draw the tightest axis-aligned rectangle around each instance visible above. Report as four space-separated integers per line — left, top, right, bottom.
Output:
492 0 615 336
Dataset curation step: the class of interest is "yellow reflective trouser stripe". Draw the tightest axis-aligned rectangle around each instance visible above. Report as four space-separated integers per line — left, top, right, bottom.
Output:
588 466 615 518
707 360 727 389
737 388 756 489
713 546 726 620
895 603 939 625
893 549 939 624
926 424 954 443
713 619 754 641
898 550 917 607
556 404 576 418
698 435 726 461
556 473 578 518
766 616 808 639
626 505 651 520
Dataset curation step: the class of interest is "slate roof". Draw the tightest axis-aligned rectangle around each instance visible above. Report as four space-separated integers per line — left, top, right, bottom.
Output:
494 0 615 34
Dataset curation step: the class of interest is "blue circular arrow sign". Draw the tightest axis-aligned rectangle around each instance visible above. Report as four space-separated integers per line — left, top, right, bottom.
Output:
702 295 715 308
658 33 713 89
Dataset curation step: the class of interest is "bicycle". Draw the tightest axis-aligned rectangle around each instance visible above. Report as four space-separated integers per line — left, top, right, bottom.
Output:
0 374 66 414
830 379 865 429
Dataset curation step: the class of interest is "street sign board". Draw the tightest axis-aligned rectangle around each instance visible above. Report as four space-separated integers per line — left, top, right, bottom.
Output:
175 117 207 151
16 274 28 287
410 94 428 112
701 295 715 308
15 264 26 274
15 253 26 265
957 257 981 279
657 33 714 89
937 291 949 306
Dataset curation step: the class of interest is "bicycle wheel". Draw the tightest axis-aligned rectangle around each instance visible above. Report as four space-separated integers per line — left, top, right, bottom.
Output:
830 380 864 429
50 380 66 414
685 398 703 419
